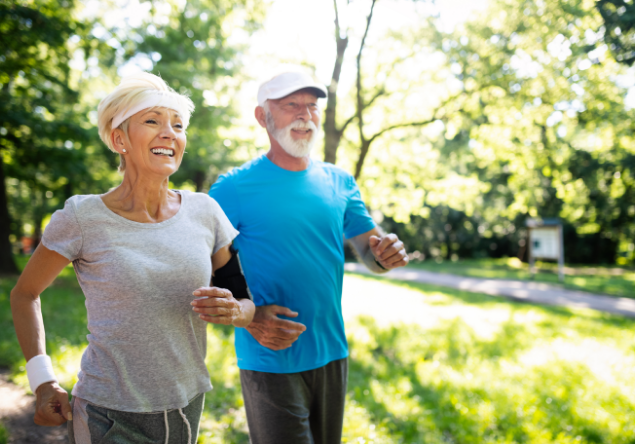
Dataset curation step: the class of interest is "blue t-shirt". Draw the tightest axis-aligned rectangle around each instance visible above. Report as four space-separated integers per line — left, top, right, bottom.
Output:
209 155 376 373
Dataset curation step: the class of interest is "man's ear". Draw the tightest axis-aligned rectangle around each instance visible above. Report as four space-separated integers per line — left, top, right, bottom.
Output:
110 128 126 154
254 106 267 129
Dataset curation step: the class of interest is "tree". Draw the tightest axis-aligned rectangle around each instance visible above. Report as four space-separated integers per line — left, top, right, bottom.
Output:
596 0 635 65
325 0 634 264
323 0 353 165
0 0 100 273
323 0 473 183
394 0 635 264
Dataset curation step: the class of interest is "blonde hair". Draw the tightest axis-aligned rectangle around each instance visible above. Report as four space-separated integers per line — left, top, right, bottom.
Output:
97 72 195 172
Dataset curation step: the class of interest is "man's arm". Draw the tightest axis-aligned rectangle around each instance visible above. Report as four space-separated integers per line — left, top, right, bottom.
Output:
348 227 409 273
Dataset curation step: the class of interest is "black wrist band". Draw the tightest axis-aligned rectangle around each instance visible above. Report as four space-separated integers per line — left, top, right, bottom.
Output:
374 258 387 270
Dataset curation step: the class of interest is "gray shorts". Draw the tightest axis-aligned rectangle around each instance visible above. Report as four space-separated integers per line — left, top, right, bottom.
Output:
240 358 348 444
67 392 205 444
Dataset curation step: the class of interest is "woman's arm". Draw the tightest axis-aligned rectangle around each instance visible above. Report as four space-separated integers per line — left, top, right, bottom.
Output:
10 243 73 425
191 244 255 328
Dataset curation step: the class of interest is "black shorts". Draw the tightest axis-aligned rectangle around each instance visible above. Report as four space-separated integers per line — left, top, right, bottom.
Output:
240 358 348 444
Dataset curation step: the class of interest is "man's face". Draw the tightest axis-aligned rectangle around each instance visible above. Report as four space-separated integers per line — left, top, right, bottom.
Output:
264 90 321 158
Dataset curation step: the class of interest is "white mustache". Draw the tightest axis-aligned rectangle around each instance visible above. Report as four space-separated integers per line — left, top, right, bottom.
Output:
289 120 317 131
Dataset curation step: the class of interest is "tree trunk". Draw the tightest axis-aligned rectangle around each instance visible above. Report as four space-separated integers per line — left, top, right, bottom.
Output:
352 0 376 180
194 170 205 193
446 232 453 260
323 1 349 165
0 153 18 274
32 189 44 252
353 140 371 179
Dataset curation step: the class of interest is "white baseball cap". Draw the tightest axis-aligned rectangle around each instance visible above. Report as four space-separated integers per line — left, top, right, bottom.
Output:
257 72 327 106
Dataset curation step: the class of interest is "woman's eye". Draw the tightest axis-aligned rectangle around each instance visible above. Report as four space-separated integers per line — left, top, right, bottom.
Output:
145 119 157 124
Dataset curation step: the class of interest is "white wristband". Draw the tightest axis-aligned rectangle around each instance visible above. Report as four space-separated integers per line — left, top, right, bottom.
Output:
25 355 58 393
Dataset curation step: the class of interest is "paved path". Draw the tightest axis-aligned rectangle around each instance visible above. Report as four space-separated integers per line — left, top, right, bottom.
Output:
344 263 635 318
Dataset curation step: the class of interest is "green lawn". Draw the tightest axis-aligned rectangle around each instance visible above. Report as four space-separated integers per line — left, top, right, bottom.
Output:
407 258 635 299
1 259 635 443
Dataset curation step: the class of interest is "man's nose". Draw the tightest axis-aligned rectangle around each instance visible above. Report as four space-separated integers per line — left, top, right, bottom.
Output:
296 105 312 121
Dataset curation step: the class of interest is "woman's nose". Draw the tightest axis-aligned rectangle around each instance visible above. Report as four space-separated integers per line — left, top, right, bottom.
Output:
159 123 176 138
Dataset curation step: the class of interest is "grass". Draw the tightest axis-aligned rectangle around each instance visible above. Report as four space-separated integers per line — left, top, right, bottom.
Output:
1 257 635 443
407 257 635 299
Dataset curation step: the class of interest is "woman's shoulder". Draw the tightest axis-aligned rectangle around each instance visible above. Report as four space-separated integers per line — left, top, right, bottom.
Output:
179 190 223 212
58 194 103 214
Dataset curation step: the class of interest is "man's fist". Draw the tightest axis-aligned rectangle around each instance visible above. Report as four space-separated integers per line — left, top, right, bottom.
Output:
246 305 306 351
369 233 408 270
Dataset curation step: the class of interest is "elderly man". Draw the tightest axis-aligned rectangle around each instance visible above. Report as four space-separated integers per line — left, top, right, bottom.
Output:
209 71 408 444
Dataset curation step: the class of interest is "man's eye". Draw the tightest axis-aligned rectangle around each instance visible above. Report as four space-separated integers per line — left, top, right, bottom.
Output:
174 124 183 129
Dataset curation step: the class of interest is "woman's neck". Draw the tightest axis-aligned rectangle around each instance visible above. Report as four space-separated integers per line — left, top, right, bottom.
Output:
101 170 181 223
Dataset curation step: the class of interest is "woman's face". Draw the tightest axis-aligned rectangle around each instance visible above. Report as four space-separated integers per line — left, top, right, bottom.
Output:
121 107 187 179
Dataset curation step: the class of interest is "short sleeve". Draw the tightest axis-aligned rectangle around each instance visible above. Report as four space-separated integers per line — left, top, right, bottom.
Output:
41 198 84 261
343 175 376 239
208 174 240 229
208 197 240 255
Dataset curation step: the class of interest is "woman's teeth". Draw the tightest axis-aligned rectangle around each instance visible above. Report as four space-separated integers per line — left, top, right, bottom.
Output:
151 148 174 157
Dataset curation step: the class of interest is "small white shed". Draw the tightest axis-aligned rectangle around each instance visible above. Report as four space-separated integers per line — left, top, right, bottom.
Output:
526 218 564 282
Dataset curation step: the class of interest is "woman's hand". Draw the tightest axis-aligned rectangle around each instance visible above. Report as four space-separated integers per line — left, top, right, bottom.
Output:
34 382 72 426
191 287 255 328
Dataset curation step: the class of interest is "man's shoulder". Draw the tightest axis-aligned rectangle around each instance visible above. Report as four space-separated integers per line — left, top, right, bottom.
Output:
312 161 355 185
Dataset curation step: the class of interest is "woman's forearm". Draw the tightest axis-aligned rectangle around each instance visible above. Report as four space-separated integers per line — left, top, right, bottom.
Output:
10 289 47 361
233 298 255 328
10 244 71 361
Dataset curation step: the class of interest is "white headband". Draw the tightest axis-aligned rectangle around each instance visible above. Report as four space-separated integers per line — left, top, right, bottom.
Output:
111 90 187 129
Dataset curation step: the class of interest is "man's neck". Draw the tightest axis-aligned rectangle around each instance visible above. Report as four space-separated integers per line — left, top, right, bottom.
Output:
266 141 310 172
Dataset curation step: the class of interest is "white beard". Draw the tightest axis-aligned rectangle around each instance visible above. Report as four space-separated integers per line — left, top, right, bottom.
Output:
266 112 318 158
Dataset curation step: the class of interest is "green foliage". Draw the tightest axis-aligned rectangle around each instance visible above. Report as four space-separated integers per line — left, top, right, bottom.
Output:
344 0 635 265
0 0 118 264
0 422 7 444
596 0 635 65
444 0 635 265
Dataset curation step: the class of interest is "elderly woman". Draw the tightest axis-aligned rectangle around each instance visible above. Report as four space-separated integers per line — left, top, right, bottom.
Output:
10 72 254 443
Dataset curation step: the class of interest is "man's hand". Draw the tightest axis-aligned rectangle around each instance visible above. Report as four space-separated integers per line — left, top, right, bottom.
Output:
191 287 254 327
34 382 71 426
369 233 408 270
246 305 306 351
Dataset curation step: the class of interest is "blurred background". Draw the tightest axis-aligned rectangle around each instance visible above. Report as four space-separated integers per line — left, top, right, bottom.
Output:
2 0 635 271
1 0 635 443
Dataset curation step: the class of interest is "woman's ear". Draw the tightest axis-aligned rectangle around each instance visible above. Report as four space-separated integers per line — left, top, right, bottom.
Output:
111 128 126 154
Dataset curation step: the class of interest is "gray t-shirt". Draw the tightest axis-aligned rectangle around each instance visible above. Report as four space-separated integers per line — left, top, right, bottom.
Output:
41 191 239 412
